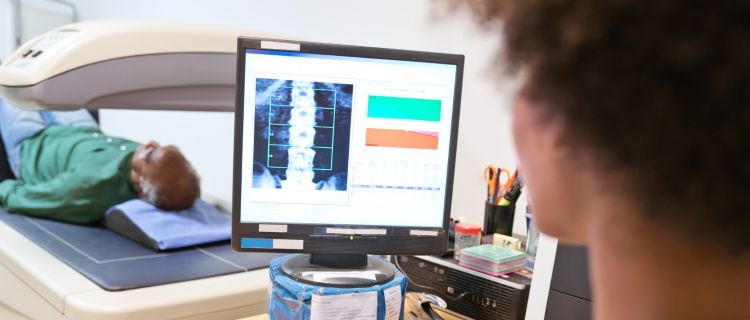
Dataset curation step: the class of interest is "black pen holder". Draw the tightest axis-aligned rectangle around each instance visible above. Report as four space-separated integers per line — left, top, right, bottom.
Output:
483 202 515 236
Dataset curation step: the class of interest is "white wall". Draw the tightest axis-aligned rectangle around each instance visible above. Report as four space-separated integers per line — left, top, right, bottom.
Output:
0 0 13 61
71 0 525 232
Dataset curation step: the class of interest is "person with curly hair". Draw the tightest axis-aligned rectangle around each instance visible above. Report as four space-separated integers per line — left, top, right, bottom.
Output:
446 1 750 318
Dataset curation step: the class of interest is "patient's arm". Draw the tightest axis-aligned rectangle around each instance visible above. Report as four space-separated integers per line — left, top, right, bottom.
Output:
0 160 136 224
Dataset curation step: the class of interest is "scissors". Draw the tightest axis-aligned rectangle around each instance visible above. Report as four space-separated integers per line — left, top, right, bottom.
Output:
483 165 512 203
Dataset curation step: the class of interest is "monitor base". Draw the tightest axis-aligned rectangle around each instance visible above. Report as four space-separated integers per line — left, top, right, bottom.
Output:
280 253 396 287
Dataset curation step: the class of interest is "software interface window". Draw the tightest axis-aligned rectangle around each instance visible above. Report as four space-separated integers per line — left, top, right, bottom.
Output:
240 49 457 228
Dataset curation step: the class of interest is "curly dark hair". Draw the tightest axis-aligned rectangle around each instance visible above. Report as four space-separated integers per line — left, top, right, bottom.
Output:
445 0 750 252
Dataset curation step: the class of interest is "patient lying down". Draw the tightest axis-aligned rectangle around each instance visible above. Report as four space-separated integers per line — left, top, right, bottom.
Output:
0 100 200 224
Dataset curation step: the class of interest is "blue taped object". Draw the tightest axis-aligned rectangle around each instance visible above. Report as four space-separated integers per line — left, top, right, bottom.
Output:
268 255 408 320
105 199 230 250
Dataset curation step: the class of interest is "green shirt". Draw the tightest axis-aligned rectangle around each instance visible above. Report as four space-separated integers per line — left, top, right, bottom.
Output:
0 125 140 224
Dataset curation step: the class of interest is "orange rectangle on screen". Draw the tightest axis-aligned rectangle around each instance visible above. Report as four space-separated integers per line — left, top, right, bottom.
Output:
365 128 439 149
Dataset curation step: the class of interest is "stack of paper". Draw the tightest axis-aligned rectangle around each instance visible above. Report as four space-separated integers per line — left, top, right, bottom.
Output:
458 244 527 276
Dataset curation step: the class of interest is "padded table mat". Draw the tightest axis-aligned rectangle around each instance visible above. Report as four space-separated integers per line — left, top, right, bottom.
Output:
0 208 284 291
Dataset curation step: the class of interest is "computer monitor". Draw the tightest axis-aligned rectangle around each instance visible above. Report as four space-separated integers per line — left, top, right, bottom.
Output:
232 37 464 283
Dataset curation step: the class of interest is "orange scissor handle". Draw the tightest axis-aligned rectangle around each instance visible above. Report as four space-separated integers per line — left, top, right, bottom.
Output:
484 165 498 199
502 168 519 194
496 168 513 194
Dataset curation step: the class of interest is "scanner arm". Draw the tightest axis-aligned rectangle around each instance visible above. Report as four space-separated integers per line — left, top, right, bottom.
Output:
0 20 275 112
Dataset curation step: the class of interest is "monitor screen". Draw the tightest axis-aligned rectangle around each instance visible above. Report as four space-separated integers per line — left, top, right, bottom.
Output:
232 37 463 258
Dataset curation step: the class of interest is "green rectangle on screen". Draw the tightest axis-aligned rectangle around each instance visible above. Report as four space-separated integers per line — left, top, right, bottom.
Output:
367 96 442 121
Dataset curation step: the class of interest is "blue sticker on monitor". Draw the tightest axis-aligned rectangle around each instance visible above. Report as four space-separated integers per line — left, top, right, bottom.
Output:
241 238 273 249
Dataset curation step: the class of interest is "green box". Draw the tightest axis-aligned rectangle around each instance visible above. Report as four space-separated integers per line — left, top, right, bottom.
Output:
367 96 441 121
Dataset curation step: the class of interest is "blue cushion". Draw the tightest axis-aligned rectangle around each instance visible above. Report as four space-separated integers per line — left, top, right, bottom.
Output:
105 199 230 251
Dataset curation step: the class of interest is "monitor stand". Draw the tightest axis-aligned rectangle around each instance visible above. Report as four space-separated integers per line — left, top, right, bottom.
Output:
280 253 396 287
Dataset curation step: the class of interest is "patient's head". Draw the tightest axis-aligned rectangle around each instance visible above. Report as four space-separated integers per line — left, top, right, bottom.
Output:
130 141 201 210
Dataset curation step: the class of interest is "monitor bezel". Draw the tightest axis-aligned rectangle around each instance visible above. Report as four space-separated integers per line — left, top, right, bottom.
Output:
232 37 464 256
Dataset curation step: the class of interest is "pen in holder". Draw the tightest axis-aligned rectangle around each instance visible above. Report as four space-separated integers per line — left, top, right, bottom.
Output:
483 201 515 236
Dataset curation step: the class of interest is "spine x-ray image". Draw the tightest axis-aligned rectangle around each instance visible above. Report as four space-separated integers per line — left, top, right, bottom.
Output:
252 79 352 191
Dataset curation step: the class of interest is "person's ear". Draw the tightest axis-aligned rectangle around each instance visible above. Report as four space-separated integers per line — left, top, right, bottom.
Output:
134 179 145 197
130 170 141 195
131 172 146 198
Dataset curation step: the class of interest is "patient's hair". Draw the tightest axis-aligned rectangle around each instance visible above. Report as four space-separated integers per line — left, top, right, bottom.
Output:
141 148 201 211
446 1 750 252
